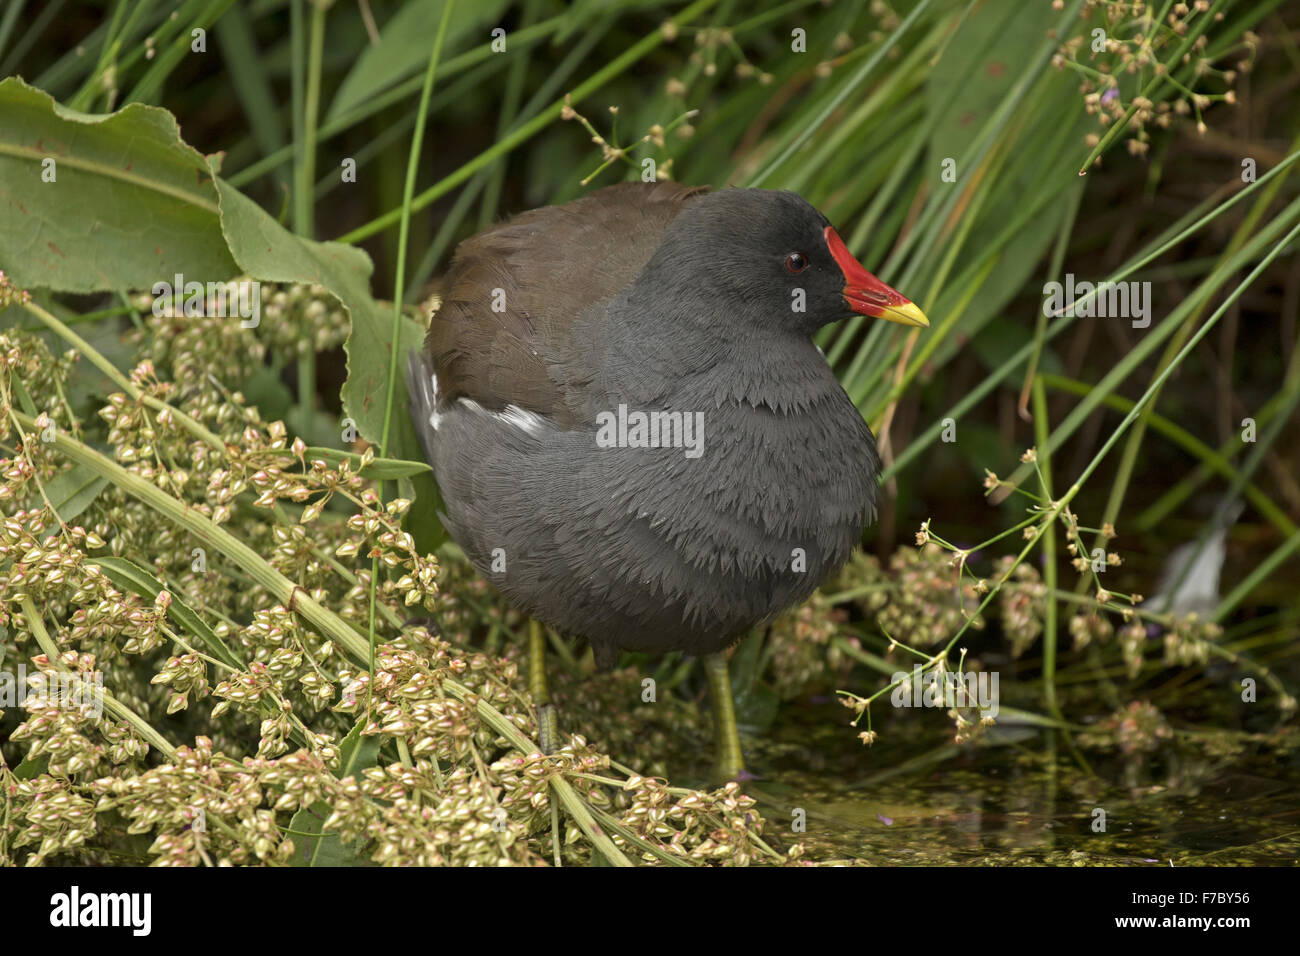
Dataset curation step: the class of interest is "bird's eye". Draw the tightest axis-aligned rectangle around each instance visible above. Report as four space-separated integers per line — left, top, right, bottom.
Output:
785 252 809 274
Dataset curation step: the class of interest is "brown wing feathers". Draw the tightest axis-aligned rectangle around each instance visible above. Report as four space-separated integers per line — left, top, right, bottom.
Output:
424 182 707 426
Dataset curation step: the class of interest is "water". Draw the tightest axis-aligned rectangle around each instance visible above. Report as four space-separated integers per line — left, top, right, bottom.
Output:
738 698 1300 865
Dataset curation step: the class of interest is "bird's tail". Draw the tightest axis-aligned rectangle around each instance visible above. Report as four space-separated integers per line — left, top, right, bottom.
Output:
405 349 440 468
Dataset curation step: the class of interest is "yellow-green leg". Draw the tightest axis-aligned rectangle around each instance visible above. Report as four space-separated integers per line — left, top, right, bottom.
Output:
529 619 559 754
704 651 745 781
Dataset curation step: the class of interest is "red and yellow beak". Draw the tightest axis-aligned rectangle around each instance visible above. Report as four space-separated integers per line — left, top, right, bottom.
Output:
824 227 929 328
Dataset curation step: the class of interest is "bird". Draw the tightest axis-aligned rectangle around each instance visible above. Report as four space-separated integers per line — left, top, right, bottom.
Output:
406 181 927 779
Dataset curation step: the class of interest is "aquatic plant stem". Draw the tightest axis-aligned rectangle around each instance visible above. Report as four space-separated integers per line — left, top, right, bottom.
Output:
1032 378 1061 721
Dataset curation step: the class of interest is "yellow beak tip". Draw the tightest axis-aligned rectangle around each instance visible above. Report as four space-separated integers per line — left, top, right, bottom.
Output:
883 302 930 328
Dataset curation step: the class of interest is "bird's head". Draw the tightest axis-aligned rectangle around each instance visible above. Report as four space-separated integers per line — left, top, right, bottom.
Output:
644 188 928 338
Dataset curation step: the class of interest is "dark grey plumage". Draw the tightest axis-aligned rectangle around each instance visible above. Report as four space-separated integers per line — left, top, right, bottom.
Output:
406 183 880 669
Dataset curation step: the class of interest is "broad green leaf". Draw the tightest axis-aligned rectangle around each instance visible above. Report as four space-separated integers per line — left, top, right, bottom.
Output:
971 314 1065 379
208 178 431 498
8 374 39 416
288 718 382 866
42 465 108 522
240 365 294 422
14 754 50 780
0 76 442 544
733 680 780 737
728 631 780 735
303 446 432 479
93 555 242 669
923 3 1090 340
0 77 238 291
926 1 1042 169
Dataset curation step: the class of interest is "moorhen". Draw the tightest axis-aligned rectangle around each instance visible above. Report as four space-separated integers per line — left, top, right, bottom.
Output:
406 182 927 778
